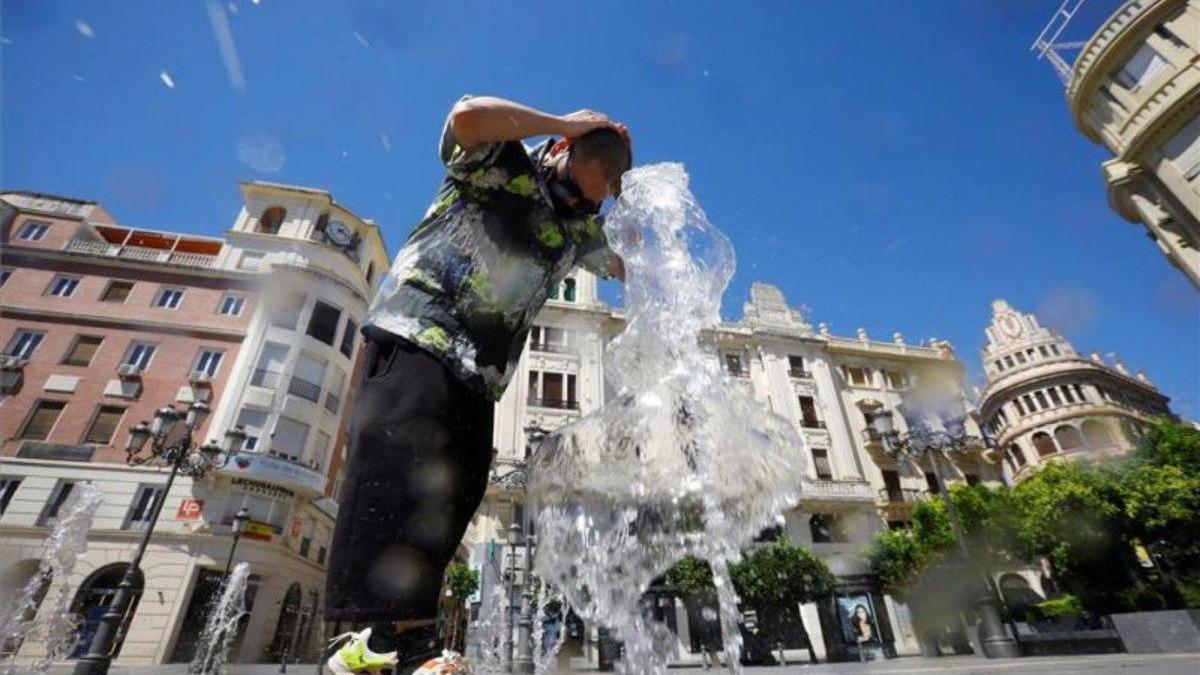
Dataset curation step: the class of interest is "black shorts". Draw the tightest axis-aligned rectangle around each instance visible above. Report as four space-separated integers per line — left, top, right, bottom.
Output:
325 328 495 622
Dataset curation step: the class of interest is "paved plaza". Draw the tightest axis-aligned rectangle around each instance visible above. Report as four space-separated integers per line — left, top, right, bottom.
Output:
23 652 1200 675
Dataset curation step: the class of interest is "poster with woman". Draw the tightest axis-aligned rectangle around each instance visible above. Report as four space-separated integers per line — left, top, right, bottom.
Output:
837 594 883 661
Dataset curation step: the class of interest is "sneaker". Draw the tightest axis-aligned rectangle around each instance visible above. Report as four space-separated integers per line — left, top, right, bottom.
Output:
412 650 471 675
326 627 399 675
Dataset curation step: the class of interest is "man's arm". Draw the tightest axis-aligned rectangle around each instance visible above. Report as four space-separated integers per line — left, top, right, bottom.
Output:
449 96 618 152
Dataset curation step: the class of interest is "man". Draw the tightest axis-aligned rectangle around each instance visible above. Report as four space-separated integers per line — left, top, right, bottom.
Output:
324 95 632 674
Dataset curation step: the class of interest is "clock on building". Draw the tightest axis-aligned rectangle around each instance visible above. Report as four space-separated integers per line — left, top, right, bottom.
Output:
998 313 1023 340
326 219 353 247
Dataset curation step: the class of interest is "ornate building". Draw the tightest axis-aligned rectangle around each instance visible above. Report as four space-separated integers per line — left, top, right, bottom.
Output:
468 281 1010 663
0 185 389 667
1065 0 1200 288
977 299 1173 483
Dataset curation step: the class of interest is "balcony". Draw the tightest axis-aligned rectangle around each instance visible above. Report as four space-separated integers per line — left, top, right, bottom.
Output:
527 397 580 410
287 375 323 403
250 368 283 389
64 238 218 269
801 419 827 430
788 368 812 379
725 368 749 378
800 479 875 503
529 342 573 355
878 487 927 505
220 451 326 498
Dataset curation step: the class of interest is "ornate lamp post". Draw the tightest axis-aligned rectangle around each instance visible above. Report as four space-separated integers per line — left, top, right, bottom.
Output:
505 523 522 672
222 507 252 578
73 404 246 675
867 396 1021 659
515 531 537 674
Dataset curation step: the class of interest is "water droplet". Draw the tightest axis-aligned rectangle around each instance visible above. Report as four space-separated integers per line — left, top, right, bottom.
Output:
237 130 286 173
159 70 176 89
353 31 370 48
75 20 95 39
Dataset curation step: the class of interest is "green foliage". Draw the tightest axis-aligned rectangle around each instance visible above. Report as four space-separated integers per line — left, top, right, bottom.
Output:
1132 419 1200 474
1032 594 1082 618
867 528 931 597
444 562 480 601
728 537 836 606
665 556 715 596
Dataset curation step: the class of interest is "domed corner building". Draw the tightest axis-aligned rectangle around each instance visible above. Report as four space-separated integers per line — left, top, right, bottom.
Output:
977 299 1174 483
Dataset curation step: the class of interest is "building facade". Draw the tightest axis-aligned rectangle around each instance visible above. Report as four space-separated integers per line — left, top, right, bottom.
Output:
1066 0 1200 288
0 185 389 667
466 281 1010 663
977 299 1173 483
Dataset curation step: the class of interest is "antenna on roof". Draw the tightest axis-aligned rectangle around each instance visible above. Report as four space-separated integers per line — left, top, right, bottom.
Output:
1031 0 1089 86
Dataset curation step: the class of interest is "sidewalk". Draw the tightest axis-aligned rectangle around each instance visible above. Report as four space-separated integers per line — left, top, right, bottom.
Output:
22 652 1200 675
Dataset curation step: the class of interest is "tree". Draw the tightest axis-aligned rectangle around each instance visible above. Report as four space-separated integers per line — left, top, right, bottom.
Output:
442 563 479 652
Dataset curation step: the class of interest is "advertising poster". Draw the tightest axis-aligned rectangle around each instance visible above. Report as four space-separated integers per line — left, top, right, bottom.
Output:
837 594 884 661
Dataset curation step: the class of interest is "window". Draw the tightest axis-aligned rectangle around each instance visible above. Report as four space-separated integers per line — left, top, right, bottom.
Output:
809 513 845 544
271 416 310 461
259 206 286 234
1072 384 1086 401
1032 431 1057 457
965 474 981 487
253 342 289 388
1004 356 1015 369
924 471 940 494
1009 443 1027 467
224 491 289 531
299 537 311 558
1055 425 1083 451
62 335 103 367
1116 43 1169 91
1163 115 1200 182
84 405 125 444
155 287 184 309
218 294 245 316
1015 351 1026 365
1034 391 1049 409
236 409 269 452
562 278 577 302
882 470 902 501
1061 386 1076 404
1038 346 1049 357
290 354 327 403
123 342 156 370
6 331 45 359
811 448 832 480
306 300 341 345
47 275 80 298
317 546 328 566
20 400 66 440
325 368 346 415
193 349 224 377
365 263 375 286
1050 345 1061 356
788 355 807 376
0 477 20 514
798 396 822 428
1012 398 1025 416
884 370 908 389
37 480 76 526
239 251 266 271
1048 388 1063 406
0 268 11 287
123 484 165 530
312 431 332 471
1022 394 1037 412
994 359 1004 372
100 280 134 303
339 318 358 358
724 354 745 376
1082 420 1114 448
843 365 870 387
18 220 49 241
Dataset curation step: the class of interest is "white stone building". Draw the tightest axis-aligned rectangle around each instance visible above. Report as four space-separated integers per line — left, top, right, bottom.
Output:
977 299 1173 484
466 280 1007 663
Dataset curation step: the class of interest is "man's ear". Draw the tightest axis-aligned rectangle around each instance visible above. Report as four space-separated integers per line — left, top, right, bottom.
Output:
550 137 571 155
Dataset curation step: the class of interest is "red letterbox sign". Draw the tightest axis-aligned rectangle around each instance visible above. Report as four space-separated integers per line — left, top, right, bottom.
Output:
177 499 204 520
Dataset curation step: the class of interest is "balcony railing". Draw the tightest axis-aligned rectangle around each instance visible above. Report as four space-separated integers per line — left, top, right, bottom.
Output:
64 238 218 269
250 368 283 388
528 397 580 410
530 342 572 355
726 368 749 378
862 428 882 443
801 479 875 502
288 375 323 403
878 487 927 504
801 419 827 430
788 368 812 379
324 390 341 415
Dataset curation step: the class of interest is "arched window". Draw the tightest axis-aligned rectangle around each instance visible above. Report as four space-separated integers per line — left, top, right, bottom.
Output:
998 573 1043 609
268 582 302 661
1082 420 1113 448
1054 425 1083 451
70 563 144 659
1008 443 1027 467
1031 431 1057 458
562 278 577 302
259 207 286 234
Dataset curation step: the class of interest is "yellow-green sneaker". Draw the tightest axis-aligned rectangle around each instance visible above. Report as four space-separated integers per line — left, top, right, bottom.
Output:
326 627 399 674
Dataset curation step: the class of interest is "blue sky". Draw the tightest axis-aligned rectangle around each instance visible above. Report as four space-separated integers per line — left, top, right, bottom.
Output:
4 1 1197 418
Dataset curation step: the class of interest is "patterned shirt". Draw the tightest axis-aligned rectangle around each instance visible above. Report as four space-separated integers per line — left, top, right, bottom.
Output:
366 99 620 400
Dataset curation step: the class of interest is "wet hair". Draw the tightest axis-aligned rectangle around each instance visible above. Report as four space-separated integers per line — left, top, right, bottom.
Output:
572 127 633 192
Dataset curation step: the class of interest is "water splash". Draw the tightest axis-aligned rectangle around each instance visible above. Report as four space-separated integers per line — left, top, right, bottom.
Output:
0 482 103 674
189 562 251 674
529 163 806 674
531 586 564 675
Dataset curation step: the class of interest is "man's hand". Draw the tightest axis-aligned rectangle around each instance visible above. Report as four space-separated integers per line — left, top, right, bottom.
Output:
450 96 630 152
556 109 619 138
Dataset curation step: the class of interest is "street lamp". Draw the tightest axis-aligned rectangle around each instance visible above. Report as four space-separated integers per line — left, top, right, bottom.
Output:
505 522 522 672
516 531 537 674
73 404 246 675
223 507 252 578
867 395 1021 659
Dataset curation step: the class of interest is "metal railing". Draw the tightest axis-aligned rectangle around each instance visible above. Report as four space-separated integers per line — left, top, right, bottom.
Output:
250 368 283 388
801 419 827 429
529 342 572 354
287 376 322 403
726 368 749 378
63 238 218 269
878 487 927 504
788 368 812 379
527 397 580 410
